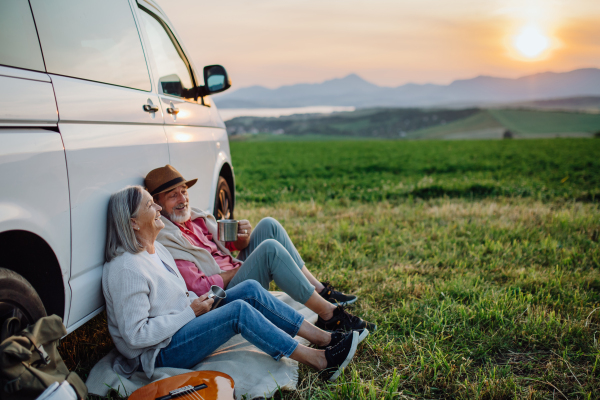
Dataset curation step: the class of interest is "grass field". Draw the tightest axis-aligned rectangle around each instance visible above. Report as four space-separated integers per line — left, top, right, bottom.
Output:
62 138 600 399
225 107 600 140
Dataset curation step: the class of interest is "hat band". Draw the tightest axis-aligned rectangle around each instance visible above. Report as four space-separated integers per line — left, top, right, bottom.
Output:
150 176 186 196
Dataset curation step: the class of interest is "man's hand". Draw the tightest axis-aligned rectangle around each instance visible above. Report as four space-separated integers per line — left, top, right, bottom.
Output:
234 219 252 251
190 293 214 317
220 268 238 288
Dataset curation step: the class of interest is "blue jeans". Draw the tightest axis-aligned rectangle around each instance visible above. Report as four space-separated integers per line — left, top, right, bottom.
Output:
228 217 315 304
155 280 304 369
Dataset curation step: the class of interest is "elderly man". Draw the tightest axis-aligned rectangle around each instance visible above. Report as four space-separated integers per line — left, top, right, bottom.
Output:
145 165 376 333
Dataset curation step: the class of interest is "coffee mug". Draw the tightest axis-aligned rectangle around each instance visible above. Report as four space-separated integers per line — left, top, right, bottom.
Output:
207 285 227 310
217 219 238 242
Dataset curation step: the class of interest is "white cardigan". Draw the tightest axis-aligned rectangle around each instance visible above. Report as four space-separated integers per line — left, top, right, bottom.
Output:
102 242 198 378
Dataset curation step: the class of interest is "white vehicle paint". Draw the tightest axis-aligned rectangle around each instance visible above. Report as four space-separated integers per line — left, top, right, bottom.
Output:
0 0 235 334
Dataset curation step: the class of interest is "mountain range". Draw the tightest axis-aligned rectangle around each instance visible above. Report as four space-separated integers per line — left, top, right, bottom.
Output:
214 68 600 109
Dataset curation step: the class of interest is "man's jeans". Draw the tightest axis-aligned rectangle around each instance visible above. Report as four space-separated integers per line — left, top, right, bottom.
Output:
227 217 316 304
155 280 303 369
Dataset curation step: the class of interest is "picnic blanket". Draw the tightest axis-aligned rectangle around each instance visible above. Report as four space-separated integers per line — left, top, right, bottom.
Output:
85 292 317 400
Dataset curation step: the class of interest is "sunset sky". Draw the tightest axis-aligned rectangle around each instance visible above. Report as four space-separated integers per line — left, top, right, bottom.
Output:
155 0 600 89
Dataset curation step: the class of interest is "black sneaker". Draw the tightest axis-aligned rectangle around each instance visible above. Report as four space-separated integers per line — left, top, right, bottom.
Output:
321 331 359 381
316 305 377 332
319 282 358 306
318 328 369 349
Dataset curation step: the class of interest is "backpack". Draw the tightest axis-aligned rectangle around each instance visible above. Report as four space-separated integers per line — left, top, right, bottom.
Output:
0 315 87 400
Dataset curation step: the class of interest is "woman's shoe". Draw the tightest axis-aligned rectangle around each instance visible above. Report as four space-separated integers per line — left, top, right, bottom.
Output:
318 328 369 349
321 331 359 382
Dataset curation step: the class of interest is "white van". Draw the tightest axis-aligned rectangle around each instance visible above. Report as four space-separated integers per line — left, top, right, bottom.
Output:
0 0 235 334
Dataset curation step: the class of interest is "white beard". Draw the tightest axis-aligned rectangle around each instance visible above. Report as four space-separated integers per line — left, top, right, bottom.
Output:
165 204 191 224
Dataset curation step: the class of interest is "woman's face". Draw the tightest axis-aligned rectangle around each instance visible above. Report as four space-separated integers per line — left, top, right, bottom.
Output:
132 190 164 236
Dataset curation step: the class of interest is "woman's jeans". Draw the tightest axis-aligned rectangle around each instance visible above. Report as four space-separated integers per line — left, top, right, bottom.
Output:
155 280 304 369
227 217 315 304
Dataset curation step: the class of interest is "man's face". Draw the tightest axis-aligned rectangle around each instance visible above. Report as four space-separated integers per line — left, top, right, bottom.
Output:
157 185 191 224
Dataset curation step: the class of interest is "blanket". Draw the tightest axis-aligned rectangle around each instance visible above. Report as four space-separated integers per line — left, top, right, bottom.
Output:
85 292 317 400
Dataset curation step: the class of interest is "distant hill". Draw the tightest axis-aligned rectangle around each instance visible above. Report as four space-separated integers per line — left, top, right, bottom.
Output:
226 107 600 140
506 96 600 112
215 68 600 109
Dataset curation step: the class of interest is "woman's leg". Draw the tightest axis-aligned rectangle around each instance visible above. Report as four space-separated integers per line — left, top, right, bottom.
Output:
222 280 331 347
156 298 312 369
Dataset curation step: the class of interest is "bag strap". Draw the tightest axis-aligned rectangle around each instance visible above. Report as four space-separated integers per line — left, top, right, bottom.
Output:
21 331 50 367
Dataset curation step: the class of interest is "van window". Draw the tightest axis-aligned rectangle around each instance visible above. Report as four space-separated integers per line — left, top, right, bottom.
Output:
138 7 196 99
0 0 45 71
30 0 150 91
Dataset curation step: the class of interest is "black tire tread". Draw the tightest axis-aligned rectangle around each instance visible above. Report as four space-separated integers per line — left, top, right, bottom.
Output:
0 267 47 323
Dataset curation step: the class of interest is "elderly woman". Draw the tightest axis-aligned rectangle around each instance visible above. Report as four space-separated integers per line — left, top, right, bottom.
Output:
102 185 360 382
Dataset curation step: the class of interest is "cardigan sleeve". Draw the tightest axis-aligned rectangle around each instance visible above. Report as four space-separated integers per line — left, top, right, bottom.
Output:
108 268 195 349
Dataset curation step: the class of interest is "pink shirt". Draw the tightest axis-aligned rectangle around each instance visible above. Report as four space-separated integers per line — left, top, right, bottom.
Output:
174 218 241 296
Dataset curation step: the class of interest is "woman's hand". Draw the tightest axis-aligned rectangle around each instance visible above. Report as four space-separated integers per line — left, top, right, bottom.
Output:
234 219 252 250
190 293 214 317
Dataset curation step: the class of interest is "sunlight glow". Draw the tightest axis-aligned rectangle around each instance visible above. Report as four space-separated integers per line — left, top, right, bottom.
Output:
513 25 550 58
174 133 193 142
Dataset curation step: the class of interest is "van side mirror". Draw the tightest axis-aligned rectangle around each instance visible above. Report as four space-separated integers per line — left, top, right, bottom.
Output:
198 65 231 97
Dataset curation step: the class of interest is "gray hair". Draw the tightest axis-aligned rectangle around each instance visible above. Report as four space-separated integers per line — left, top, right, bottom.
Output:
105 185 144 262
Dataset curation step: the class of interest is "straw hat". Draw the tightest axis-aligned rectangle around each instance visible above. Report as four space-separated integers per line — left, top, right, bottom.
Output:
145 165 198 196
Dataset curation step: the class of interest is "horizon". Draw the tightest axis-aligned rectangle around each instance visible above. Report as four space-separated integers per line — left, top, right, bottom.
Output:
220 66 600 92
155 0 600 89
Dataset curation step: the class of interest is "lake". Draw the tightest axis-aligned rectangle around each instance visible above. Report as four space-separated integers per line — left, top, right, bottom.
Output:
216 106 355 121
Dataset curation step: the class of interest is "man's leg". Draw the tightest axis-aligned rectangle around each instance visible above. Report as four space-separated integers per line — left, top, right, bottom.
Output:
227 239 336 320
238 217 326 290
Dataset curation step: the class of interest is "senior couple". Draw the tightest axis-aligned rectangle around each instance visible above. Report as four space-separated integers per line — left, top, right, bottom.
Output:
102 165 376 382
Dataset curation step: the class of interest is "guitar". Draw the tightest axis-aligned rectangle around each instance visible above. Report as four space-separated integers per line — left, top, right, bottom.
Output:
128 371 235 400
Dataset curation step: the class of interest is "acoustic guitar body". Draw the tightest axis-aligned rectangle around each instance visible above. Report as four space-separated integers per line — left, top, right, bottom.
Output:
128 371 235 400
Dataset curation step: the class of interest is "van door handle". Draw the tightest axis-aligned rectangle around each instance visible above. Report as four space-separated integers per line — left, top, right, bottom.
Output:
167 107 179 115
143 104 159 112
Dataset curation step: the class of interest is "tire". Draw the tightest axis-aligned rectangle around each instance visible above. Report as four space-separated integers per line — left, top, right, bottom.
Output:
0 268 47 337
213 176 234 220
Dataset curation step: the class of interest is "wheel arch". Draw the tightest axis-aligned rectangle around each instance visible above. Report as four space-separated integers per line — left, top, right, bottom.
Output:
219 162 235 214
0 230 66 319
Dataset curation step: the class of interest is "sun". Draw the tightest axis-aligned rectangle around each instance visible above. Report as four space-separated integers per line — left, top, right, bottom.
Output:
513 25 550 58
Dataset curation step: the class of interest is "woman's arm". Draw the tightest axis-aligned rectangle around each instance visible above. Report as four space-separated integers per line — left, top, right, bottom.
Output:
109 268 195 349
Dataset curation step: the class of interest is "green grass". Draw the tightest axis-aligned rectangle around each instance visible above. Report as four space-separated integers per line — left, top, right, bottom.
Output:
231 138 600 204
62 138 600 399
408 110 504 140
489 110 600 137
242 198 600 399
230 133 378 142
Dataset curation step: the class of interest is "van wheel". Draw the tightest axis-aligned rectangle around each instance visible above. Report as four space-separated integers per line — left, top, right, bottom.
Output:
214 176 233 220
0 268 47 337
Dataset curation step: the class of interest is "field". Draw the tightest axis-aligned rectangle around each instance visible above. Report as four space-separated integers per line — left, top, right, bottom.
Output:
62 138 600 399
225 107 600 140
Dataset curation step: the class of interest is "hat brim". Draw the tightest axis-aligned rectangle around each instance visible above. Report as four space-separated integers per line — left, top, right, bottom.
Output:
152 178 197 196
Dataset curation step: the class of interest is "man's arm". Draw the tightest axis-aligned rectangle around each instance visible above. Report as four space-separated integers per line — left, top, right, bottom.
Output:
176 260 224 295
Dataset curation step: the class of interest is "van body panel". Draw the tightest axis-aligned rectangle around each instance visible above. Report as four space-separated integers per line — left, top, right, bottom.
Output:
53 74 170 327
0 0 235 333
50 76 162 124
0 129 72 323
163 125 217 211
0 70 57 126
